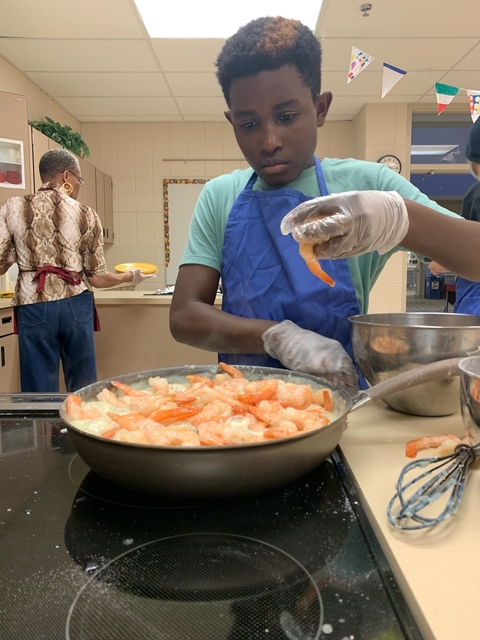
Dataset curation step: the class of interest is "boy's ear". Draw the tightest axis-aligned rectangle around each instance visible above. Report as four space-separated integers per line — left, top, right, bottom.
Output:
315 92 333 127
224 111 233 125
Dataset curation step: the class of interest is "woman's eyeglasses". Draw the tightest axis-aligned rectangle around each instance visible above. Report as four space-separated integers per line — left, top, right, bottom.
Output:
69 171 85 186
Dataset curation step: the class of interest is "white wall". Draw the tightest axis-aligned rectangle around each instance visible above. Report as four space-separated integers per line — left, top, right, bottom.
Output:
0 55 78 127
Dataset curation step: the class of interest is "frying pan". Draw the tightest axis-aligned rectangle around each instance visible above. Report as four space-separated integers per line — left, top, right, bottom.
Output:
59 359 462 499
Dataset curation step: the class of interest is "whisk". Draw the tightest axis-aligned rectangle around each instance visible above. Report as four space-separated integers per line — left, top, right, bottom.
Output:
387 442 480 530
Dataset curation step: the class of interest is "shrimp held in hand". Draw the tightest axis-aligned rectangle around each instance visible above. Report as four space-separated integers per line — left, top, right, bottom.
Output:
299 243 335 287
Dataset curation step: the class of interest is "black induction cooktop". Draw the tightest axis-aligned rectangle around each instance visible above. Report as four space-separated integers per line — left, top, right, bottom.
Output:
0 402 424 640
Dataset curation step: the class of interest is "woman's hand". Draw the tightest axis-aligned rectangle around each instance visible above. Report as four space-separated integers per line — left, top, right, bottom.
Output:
281 191 410 258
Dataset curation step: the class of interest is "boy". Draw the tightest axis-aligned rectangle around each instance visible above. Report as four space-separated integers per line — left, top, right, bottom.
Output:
170 16 480 394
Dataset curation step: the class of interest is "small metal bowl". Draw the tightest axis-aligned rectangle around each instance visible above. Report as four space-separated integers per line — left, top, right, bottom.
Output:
459 355 480 446
350 313 480 417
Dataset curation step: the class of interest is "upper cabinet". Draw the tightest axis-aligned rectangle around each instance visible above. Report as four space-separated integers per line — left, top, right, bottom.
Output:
103 173 114 244
0 92 32 207
30 127 49 191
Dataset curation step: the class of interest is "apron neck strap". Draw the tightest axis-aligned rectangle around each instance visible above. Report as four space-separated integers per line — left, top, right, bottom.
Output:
245 157 328 195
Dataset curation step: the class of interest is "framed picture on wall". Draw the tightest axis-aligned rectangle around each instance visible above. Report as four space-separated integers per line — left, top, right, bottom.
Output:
163 178 208 285
0 138 25 189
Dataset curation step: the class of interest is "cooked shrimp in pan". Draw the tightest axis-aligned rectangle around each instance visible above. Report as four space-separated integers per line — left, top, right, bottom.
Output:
65 364 336 447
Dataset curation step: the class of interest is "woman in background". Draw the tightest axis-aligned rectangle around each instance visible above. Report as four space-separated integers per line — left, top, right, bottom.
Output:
0 148 153 392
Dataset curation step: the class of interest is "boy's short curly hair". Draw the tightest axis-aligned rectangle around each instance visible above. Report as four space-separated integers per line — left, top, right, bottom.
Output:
215 16 322 106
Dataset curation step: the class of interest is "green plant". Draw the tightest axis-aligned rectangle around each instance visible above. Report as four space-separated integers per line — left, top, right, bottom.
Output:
29 117 90 158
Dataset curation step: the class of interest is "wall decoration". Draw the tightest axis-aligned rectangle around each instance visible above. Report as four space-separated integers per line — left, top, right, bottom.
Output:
435 83 460 115
322 31 480 115
381 63 407 99
163 178 208 267
29 117 90 158
347 46 374 83
467 91 480 123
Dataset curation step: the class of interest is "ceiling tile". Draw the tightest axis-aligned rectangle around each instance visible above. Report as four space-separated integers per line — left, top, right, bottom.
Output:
78 115 183 122
26 72 170 97
0 40 157 72
455 42 480 70
317 0 480 38
164 73 222 97
176 97 227 116
183 115 226 121
152 39 224 72
0 0 143 38
56 97 179 117
327 96 366 118
440 71 480 90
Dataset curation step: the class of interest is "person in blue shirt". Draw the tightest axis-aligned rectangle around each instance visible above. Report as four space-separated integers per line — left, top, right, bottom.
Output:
170 16 480 395
453 118 480 314
428 117 480 314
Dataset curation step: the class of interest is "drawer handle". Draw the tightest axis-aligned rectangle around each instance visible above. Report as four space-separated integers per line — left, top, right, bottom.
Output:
1 316 12 324
1 346 4 367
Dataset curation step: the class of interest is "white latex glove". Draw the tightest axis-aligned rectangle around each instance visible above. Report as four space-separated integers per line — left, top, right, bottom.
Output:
130 268 156 286
262 320 358 396
281 190 409 258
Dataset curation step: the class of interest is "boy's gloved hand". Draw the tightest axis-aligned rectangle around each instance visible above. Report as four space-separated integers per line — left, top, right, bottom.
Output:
130 268 156 285
262 320 358 396
281 190 409 258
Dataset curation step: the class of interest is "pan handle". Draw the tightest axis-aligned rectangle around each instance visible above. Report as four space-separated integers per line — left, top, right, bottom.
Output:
350 357 463 412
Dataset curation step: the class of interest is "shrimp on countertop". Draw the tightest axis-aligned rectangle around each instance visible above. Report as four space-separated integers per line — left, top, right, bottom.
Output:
405 434 462 459
299 243 335 288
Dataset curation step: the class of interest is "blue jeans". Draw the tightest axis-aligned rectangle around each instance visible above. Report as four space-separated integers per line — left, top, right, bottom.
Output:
16 291 98 393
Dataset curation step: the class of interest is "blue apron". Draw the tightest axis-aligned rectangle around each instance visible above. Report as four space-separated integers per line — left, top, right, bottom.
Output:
454 277 480 315
219 157 365 385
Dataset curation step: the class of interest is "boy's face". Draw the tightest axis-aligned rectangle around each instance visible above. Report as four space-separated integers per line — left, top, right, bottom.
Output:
226 65 332 187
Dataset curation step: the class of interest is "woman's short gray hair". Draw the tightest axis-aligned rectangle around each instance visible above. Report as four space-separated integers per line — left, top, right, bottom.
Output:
39 148 80 181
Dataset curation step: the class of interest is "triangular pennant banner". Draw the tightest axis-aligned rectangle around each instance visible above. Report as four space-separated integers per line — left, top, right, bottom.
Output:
381 63 406 99
435 82 460 115
347 46 374 84
467 90 480 123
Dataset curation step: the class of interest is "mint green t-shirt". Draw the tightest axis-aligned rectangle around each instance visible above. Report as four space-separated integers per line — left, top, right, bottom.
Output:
181 157 457 313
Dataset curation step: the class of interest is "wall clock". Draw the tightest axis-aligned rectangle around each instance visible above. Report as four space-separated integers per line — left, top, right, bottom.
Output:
377 155 402 173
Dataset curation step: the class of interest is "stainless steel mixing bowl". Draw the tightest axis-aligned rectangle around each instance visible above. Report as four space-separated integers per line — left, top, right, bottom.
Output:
350 312 480 417
459 355 480 446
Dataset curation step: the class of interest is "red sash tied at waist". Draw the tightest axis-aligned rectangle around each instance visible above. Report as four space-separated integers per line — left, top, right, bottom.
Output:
15 266 101 332
29 265 83 294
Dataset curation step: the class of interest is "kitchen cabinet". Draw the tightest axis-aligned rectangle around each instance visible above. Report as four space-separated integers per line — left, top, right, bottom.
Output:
79 159 96 210
0 307 20 392
94 168 114 244
103 173 114 244
30 127 50 191
0 91 32 207
95 167 105 231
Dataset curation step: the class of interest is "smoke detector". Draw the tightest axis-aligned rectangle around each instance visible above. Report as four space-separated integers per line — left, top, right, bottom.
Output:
361 3 372 16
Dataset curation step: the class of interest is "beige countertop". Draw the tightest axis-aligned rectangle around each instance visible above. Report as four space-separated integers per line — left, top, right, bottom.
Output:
342 402 477 640
0 291 221 308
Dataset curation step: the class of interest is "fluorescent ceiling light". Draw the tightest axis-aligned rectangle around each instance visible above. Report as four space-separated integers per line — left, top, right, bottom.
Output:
134 0 322 38
411 144 459 156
